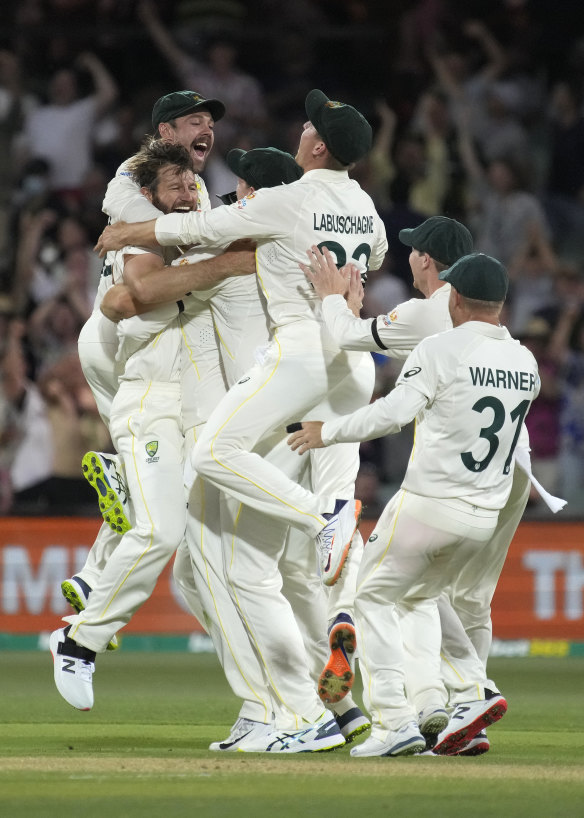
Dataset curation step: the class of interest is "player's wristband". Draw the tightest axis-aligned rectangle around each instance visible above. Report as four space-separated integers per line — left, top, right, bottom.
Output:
286 423 302 433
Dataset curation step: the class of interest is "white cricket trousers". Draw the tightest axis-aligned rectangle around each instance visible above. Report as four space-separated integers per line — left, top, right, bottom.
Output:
192 330 367 535
67 381 186 652
77 310 126 587
355 490 498 738
449 465 531 666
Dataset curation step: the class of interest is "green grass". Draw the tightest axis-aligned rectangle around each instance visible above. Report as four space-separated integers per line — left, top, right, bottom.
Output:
1 651 583 817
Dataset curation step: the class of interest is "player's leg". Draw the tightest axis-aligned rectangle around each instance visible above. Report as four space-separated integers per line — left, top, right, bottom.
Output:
449 466 530 665
53 381 187 696
192 343 356 536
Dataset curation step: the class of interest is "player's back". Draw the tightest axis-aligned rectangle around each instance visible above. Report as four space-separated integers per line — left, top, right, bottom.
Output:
253 170 387 340
401 321 540 510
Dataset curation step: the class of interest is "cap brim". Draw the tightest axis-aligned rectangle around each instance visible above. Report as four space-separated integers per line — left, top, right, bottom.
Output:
398 227 416 247
305 89 329 126
226 148 246 178
175 99 226 123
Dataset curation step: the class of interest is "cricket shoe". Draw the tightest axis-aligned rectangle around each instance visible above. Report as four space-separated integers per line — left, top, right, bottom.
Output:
239 714 345 753
209 718 274 752
453 730 490 756
433 691 507 756
318 612 356 704
418 706 449 751
350 721 426 757
49 627 96 711
317 499 362 587
82 451 131 535
334 706 371 743
60 575 119 651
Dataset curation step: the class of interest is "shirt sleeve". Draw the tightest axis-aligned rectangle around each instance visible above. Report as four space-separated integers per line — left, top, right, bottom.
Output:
321 295 381 352
155 187 293 247
371 299 445 360
321 381 428 445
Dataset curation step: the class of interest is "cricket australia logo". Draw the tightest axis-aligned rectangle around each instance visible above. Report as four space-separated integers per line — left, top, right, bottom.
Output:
145 441 160 463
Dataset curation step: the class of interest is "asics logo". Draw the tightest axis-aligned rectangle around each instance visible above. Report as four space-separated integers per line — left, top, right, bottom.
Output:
452 706 471 720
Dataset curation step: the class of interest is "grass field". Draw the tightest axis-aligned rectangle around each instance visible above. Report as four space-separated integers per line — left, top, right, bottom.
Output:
1 650 583 818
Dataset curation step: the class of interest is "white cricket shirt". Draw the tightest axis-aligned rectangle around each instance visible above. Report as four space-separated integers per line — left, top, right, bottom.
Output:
322 321 540 510
155 168 387 347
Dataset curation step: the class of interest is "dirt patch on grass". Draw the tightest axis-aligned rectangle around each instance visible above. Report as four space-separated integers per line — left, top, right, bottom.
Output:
2 756 583 782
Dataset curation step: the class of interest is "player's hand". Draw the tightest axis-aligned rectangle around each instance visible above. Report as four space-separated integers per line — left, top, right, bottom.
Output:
286 421 325 454
300 245 349 299
346 268 365 316
94 223 130 257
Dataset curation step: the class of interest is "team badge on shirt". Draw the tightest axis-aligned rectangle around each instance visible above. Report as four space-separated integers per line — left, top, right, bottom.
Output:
145 441 160 463
382 309 398 327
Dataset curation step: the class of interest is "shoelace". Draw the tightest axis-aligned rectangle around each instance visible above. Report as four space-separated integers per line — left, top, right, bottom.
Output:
317 521 335 560
78 660 95 683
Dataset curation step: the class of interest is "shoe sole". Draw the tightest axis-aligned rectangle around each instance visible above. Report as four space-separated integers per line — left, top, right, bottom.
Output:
433 699 507 756
82 452 131 535
323 500 362 588
420 711 449 749
352 735 426 758
318 623 357 704
60 580 119 652
342 721 371 744
455 739 490 756
383 736 426 757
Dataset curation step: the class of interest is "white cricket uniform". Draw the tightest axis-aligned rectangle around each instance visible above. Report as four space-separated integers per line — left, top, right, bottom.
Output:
173 253 371 726
155 168 387 532
320 321 539 735
153 170 386 724
67 242 196 651
319 283 535 678
72 164 211 593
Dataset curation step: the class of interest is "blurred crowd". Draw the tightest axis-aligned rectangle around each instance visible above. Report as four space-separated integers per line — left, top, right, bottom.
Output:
1 0 583 518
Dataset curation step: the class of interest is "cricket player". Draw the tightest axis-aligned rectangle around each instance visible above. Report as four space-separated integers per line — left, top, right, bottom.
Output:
95 88 387 752
67 90 227 612
287 253 540 757
108 146 370 751
304 216 565 754
49 141 224 709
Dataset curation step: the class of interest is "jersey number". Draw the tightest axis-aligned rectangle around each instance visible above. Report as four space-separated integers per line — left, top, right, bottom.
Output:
461 397 530 474
316 240 372 269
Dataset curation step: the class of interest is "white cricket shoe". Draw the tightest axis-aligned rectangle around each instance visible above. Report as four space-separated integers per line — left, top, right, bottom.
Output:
350 721 426 757
82 451 131 535
317 499 362 587
433 692 507 756
61 576 119 651
239 713 345 753
49 628 96 711
209 718 274 752
334 706 371 743
418 706 449 750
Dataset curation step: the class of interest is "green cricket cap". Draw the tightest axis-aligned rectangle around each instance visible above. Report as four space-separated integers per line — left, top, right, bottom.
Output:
398 216 473 266
305 89 372 165
439 253 509 301
152 90 225 129
226 147 303 190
